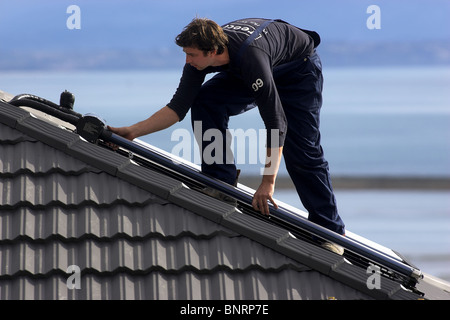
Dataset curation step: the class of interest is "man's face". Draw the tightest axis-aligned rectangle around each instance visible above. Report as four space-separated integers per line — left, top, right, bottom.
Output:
183 47 215 70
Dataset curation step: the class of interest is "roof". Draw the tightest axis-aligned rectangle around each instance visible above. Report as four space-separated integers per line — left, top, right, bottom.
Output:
1 89 448 300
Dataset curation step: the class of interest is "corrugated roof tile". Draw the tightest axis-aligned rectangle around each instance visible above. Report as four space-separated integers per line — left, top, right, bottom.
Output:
117 161 185 200
0 172 157 208
67 139 131 176
0 270 373 300
16 113 80 152
169 186 237 224
0 124 35 144
1 141 99 175
0 102 30 127
0 203 240 242
1 235 309 276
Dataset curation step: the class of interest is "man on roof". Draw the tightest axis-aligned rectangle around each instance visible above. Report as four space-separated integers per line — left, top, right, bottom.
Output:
108 18 346 254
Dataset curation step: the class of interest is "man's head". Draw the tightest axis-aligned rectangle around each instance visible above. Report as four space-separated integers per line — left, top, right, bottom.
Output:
176 18 228 55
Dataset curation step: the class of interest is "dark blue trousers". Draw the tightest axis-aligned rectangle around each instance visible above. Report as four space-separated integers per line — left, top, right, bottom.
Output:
190 53 345 235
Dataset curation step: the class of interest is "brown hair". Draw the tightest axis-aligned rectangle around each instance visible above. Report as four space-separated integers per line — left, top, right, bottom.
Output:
175 18 228 55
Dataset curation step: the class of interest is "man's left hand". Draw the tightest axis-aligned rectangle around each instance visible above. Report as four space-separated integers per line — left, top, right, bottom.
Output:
252 181 278 215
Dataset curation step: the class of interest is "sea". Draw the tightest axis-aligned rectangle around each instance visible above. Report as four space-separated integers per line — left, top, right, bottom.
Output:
1 65 449 282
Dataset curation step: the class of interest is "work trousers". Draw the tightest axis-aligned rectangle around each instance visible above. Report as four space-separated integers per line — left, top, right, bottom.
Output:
190 53 345 235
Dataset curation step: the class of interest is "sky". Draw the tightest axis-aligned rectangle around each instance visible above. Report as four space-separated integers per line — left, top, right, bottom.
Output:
1 0 449 51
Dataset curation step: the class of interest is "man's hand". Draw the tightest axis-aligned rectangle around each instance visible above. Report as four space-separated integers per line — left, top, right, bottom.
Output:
107 125 136 141
106 106 180 144
252 146 282 215
252 179 278 215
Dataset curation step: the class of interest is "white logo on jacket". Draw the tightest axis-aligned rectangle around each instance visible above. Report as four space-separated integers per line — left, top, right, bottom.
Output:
252 78 264 92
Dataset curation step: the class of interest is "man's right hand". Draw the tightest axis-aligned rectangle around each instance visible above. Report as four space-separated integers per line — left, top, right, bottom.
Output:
107 125 136 141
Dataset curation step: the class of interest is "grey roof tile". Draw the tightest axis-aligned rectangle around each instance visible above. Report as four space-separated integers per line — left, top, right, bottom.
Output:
1 230 309 276
0 269 373 300
0 172 155 208
0 101 30 127
117 160 185 200
0 124 35 144
0 270 362 300
16 113 80 152
67 139 130 176
168 185 237 224
221 207 296 247
0 201 238 242
1 141 96 175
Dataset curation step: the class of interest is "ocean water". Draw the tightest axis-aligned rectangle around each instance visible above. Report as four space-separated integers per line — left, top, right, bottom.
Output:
2 66 450 177
1 66 449 281
275 189 450 281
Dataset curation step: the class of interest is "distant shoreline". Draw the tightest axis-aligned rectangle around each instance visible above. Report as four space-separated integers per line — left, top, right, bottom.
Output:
240 175 450 190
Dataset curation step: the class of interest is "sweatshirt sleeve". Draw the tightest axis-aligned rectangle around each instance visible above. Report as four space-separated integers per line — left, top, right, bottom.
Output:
240 47 287 148
167 64 206 121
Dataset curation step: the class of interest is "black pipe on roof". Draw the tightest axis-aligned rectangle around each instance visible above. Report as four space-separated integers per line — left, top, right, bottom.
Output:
9 93 81 125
